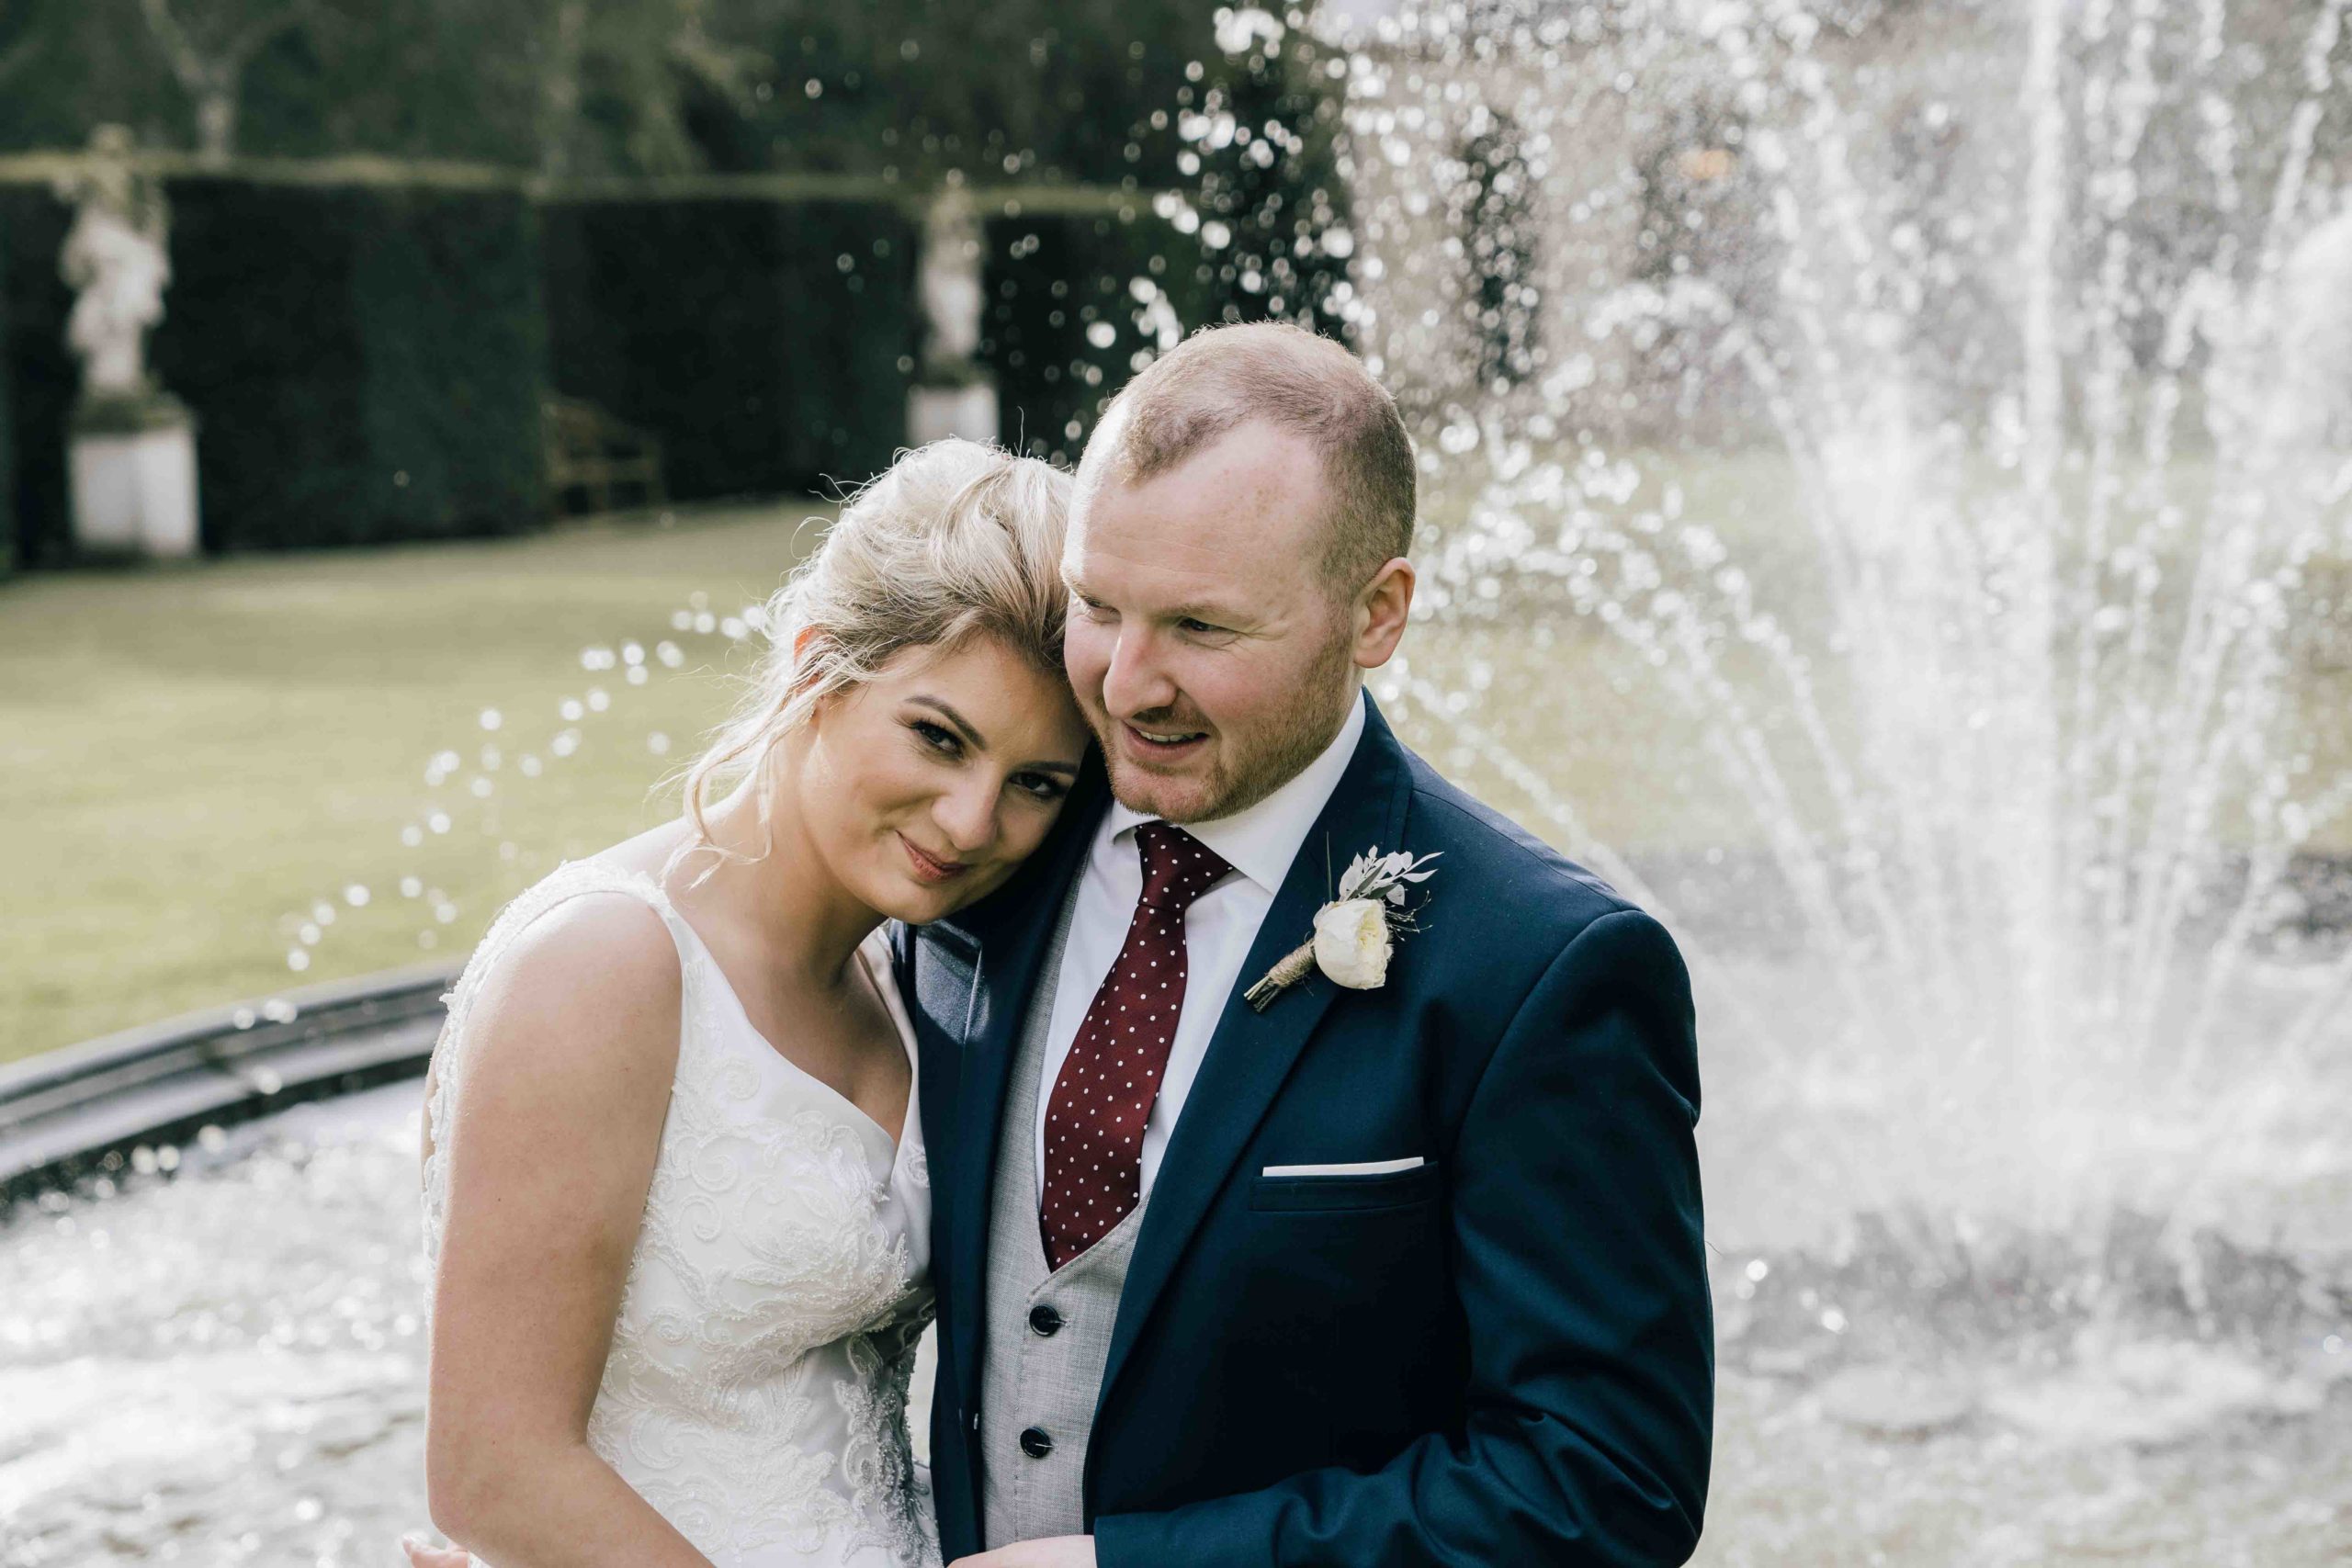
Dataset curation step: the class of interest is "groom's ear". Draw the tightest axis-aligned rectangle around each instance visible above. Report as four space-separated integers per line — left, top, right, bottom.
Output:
1351 557 1416 670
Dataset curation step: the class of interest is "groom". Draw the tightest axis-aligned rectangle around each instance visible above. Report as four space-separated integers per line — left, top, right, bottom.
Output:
908 322 1712 1567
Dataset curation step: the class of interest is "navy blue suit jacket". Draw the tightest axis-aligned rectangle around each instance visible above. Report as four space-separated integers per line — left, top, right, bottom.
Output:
892 697 1712 1566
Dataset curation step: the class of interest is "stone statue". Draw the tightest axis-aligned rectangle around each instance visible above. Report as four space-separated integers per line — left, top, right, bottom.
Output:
56 125 174 402
55 125 200 558
918 188 986 367
908 186 1001 446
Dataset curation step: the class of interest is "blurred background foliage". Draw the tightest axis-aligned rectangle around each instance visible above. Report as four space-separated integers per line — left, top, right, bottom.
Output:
0 0 1354 570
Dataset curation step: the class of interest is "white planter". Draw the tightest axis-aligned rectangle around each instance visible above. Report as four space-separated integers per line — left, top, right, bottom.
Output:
908 381 1001 447
70 412 199 558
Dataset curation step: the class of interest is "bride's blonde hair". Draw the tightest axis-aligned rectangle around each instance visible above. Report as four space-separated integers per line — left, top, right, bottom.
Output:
674 438 1071 871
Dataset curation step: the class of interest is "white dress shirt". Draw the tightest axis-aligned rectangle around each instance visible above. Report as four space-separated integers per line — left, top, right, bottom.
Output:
1033 690 1368 1203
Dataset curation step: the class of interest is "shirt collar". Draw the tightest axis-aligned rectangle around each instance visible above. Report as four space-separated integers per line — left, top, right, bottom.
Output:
1103 687 1368 894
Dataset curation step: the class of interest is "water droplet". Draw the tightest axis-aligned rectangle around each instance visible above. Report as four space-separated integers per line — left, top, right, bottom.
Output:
480 708 503 731
587 688 611 712
427 812 451 835
344 884 370 907
400 876 423 898
648 733 671 755
286 949 311 972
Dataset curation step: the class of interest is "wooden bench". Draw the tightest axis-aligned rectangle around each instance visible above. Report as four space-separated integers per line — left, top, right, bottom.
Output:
543 397 666 515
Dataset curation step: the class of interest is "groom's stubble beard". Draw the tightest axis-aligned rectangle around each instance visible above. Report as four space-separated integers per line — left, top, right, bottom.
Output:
1090 613 1360 826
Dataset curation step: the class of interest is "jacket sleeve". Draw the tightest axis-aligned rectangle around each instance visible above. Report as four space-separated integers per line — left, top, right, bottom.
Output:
1094 908 1713 1568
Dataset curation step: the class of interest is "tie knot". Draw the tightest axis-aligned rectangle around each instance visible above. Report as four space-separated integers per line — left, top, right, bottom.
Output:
1134 822 1230 911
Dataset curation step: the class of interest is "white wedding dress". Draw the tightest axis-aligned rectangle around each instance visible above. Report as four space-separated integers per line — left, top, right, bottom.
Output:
422 859 940 1568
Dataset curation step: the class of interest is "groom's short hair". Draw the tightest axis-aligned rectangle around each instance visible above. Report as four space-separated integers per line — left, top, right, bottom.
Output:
1076 321 1417 593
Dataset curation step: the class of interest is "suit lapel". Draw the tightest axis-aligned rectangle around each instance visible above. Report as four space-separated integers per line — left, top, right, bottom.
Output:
937 750 1108 1414
1096 698 1415 1414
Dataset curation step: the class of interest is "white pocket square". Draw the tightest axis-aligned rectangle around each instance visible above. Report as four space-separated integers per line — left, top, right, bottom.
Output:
1260 1156 1426 1179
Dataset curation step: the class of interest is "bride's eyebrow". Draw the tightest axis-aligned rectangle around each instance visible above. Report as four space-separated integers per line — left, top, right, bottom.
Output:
907 695 986 749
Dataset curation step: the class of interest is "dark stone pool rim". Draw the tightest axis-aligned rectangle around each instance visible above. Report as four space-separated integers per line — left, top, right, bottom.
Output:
0 964 456 1201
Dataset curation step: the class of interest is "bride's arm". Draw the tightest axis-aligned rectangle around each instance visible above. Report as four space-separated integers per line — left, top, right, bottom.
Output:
424 894 713 1568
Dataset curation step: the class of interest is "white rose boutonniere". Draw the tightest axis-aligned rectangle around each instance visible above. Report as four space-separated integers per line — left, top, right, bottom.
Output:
1244 846 1440 1010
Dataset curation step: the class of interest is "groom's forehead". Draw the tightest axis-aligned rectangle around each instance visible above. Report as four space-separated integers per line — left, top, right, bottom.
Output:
1081 426 1328 543
1070 486 1322 602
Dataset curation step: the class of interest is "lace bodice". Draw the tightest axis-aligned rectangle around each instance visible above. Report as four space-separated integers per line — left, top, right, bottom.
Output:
423 859 938 1568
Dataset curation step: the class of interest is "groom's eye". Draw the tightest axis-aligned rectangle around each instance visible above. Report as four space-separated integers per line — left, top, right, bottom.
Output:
1178 617 1227 636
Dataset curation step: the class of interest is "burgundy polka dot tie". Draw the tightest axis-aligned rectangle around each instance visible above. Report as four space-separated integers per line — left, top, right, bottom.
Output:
1039 821 1232 1270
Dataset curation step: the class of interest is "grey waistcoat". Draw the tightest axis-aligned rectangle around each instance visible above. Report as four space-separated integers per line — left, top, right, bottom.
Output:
978 873 1152 1549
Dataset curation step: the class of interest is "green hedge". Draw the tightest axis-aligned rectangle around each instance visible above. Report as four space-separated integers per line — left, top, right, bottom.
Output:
540 193 919 501
980 203 1355 465
152 175 547 550
0 243 14 578
982 208 1216 462
1 161 1356 565
0 186 74 567
2 171 546 558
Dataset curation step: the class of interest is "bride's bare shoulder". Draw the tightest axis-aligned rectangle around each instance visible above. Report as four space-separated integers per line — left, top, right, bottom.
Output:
461 887 684 1083
423 886 682 1170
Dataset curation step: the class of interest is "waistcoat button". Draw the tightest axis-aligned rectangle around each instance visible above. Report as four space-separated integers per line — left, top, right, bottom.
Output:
1019 1427 1054 1459
1029 1303 1063 1337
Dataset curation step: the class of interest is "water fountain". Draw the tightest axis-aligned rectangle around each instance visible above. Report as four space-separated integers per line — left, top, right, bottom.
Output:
1329 0 2352 1555
6 1 2352 1562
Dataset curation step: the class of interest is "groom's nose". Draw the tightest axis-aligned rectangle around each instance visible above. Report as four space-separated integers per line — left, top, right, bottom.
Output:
1100 626 1179 719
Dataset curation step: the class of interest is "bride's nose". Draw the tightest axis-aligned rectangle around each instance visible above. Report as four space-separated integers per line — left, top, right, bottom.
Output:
931 774 1001 857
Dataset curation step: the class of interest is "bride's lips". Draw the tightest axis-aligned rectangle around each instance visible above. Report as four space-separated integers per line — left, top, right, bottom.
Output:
1120 721 1210 764
898 832 970 884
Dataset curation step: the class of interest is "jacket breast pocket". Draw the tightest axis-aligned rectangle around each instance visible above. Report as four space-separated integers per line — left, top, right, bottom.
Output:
1250 1157 1442 1213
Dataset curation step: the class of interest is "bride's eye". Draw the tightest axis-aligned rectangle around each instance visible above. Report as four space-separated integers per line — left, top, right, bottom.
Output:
1011 772 1067 803
910 718 962 756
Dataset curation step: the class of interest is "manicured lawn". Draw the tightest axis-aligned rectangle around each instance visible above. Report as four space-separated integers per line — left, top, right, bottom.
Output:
0 504 829 1060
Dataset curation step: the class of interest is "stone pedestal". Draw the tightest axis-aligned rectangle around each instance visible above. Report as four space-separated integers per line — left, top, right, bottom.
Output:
70 397 198 558
908 380 1001 446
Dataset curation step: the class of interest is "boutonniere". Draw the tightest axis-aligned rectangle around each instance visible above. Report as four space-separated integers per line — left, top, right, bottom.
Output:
1243 845 1441 1010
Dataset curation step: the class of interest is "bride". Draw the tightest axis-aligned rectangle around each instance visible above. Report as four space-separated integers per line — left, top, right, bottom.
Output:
411 440 1089 1568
